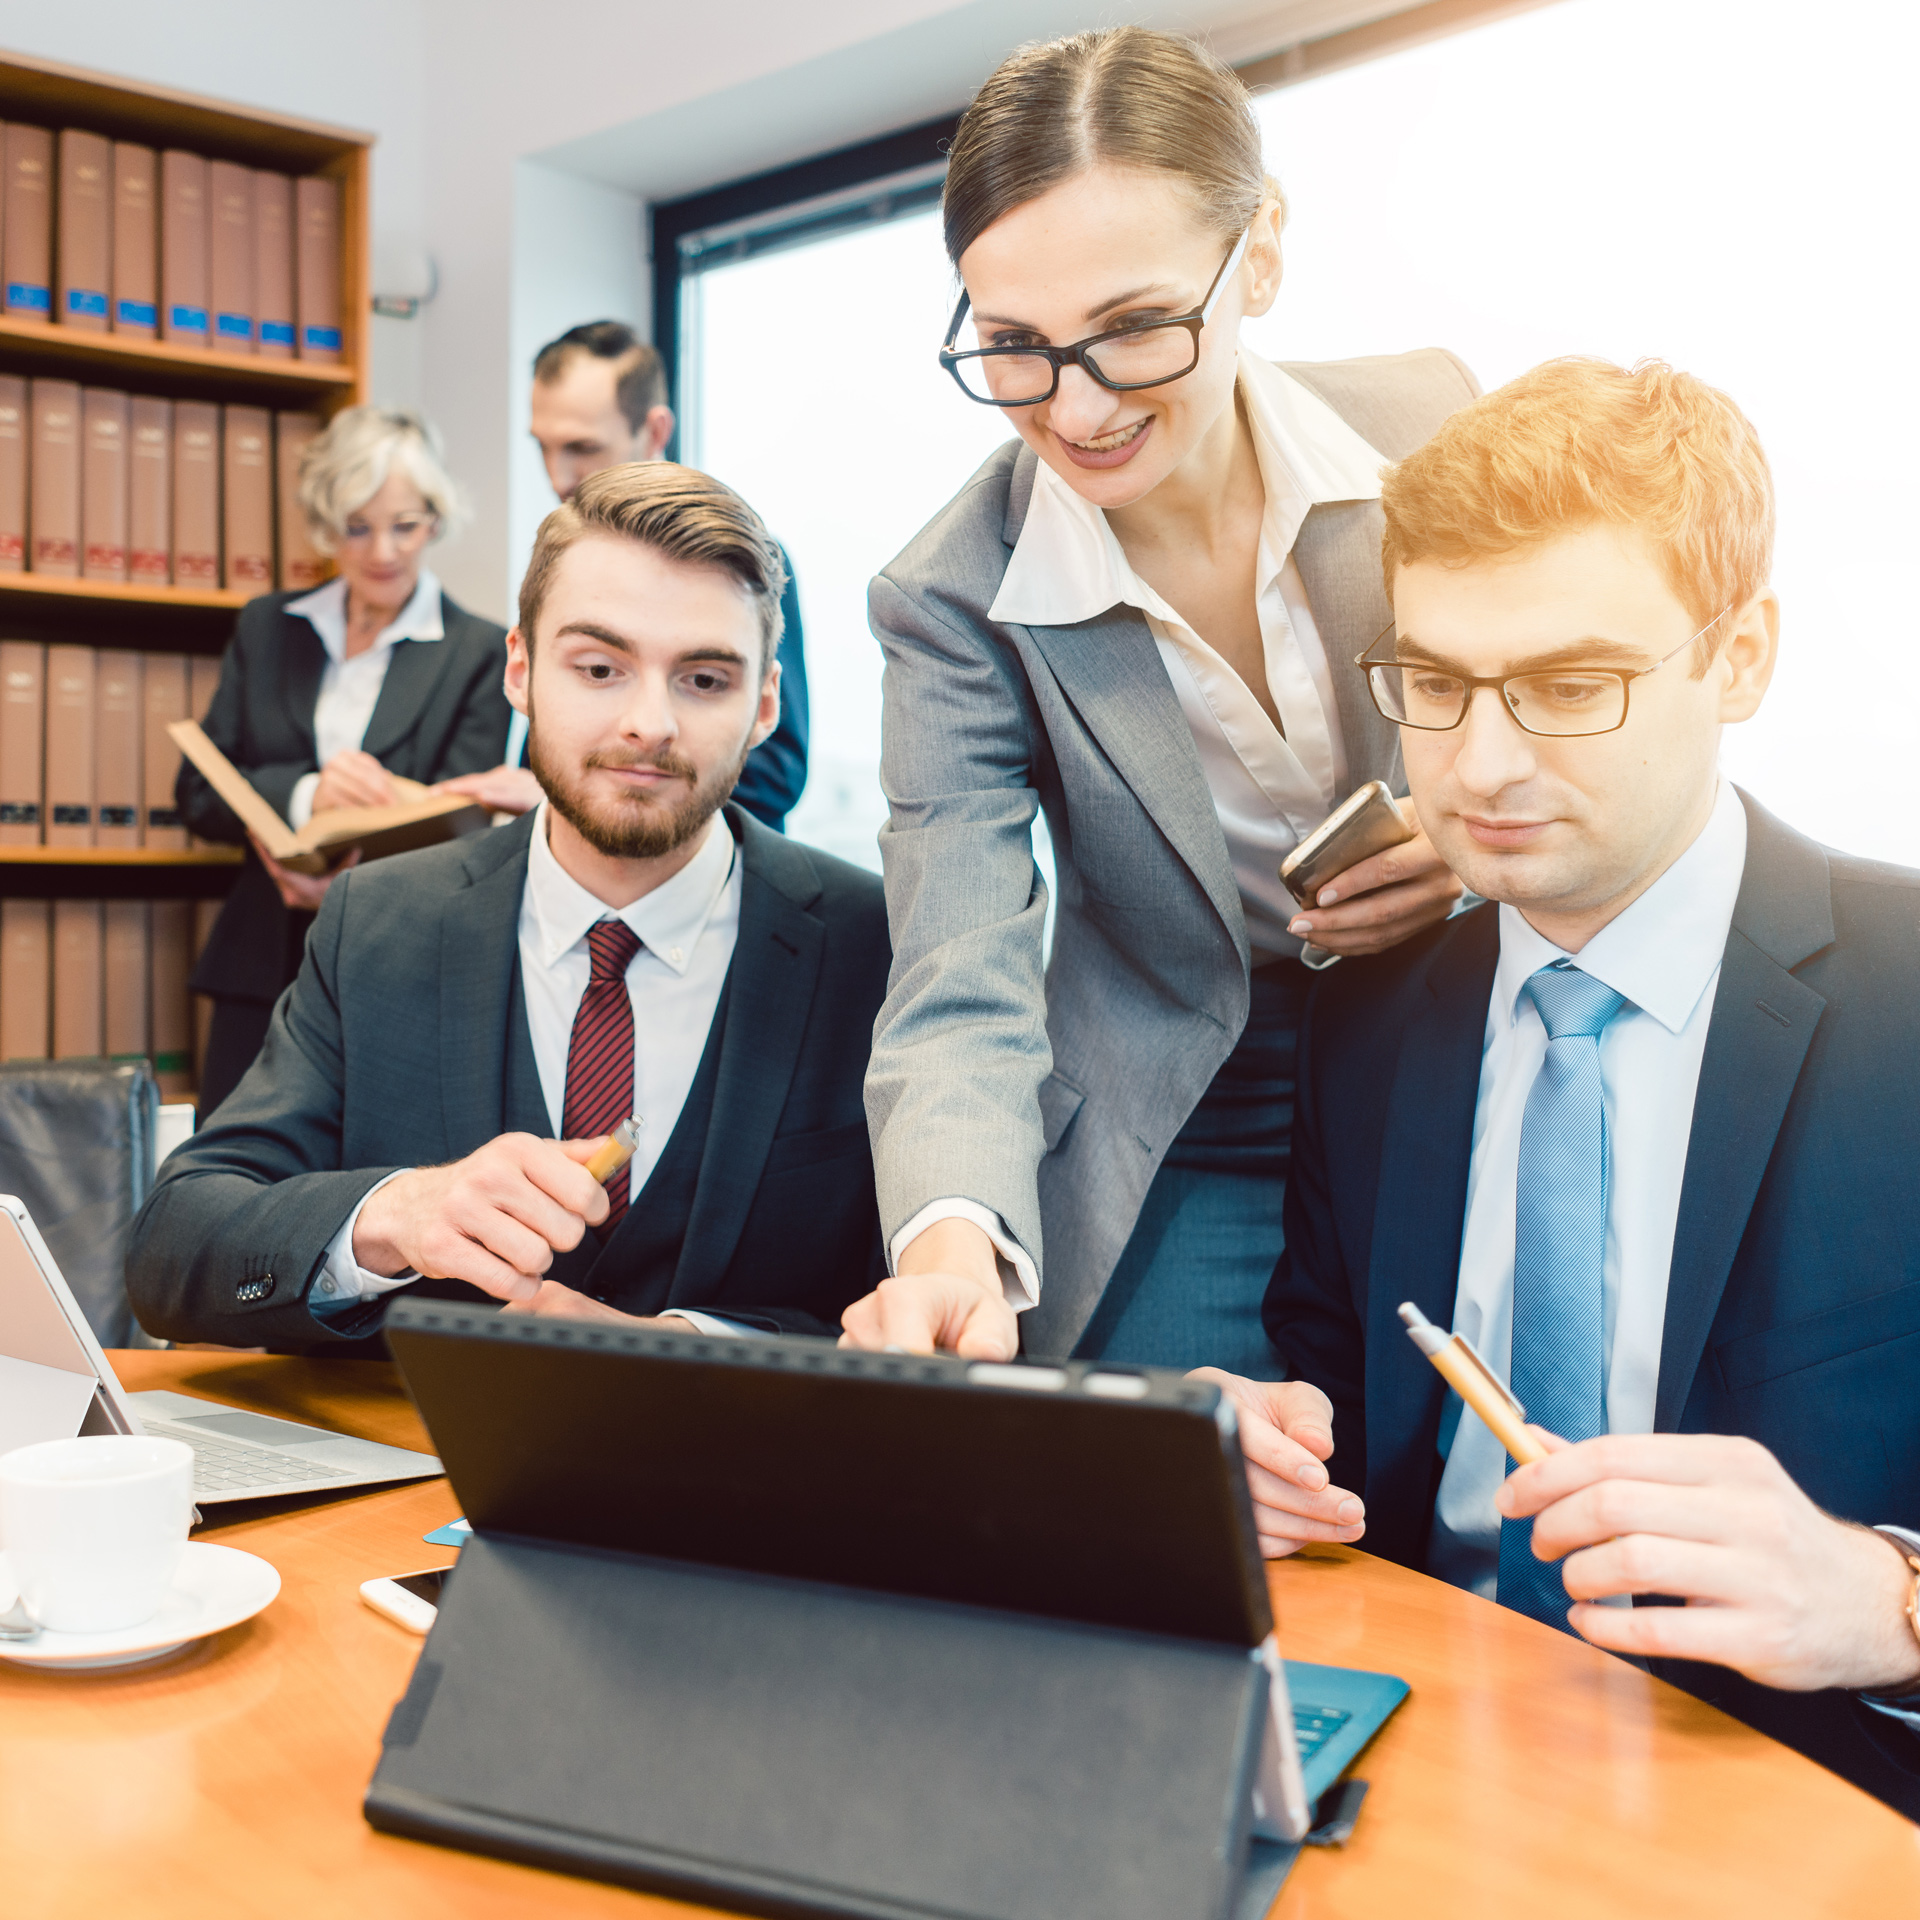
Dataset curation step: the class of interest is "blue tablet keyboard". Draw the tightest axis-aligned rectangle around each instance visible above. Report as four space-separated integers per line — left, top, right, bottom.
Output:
1292 1703 1353 1762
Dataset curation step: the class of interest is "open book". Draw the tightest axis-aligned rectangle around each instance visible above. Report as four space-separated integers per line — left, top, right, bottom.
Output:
168 718 490 875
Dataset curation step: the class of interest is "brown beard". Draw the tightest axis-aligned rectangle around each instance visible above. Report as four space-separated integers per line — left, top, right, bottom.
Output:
528 725 750 860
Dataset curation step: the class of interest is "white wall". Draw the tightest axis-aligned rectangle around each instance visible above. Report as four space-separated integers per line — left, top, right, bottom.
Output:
505 162 649 596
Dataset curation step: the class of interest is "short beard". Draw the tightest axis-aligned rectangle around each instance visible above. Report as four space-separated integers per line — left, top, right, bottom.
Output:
528 723 750 861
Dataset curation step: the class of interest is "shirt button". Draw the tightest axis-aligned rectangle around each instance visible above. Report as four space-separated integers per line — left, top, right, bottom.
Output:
669 946 684 965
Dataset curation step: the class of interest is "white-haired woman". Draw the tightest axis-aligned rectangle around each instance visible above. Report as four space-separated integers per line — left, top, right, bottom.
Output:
179 405 510 1114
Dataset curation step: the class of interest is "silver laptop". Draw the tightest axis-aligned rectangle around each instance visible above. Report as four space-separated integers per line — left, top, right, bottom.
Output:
0 1195 440 1503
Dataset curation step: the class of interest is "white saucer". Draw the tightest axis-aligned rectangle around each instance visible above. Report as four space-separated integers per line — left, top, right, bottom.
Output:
0 1542 280 1670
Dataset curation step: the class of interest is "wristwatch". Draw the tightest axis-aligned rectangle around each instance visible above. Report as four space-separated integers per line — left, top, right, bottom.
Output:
1860 1525 1920 1714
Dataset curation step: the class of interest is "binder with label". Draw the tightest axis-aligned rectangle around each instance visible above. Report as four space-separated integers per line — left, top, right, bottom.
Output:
0 375 25 571
369 1308 1372 1920
294 175 341 360
207 159 254 351
111 143 159 335
29 379 81 576
0 639 44 844
55 131 111 330
160 150 209 345
128 395 172 585
81 388 130 581
3 124 53 318
252 171 294 357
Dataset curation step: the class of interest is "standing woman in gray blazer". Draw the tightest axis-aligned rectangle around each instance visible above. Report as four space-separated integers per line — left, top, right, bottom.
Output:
844 28 1476 1370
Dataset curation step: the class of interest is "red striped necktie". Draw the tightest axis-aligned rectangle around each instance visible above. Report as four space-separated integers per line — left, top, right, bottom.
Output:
563 918 643 1238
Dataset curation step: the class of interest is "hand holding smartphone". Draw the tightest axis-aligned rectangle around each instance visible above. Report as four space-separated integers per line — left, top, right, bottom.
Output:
1280 781 1416 909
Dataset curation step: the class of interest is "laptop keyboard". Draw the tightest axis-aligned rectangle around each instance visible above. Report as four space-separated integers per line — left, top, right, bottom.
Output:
1292 1703 1352 1761
144 1420 354 1495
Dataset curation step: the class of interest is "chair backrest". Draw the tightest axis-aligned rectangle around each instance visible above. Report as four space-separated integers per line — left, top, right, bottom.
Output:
0 1059 159 1347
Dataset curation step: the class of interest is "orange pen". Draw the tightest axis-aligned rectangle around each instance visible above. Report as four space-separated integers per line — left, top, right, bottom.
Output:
1398 1301 1549 1466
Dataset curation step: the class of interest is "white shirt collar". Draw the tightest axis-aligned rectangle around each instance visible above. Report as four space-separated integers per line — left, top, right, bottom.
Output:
988 352 1388 628
524 801 738 980
286 566 445 665
1493 780 1749 1036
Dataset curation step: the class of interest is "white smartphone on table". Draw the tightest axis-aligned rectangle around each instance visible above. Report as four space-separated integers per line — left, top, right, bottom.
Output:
359 1565 453 1635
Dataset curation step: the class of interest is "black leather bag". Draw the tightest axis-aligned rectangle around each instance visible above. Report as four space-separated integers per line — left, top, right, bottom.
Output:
0 1058 159 1346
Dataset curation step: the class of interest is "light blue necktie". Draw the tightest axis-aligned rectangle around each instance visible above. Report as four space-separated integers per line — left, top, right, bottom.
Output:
1496 960 1628 1629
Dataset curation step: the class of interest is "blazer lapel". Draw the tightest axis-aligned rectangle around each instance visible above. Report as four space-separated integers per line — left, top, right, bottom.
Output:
1362 909 1499 1545
278 614 326 756
667 821 825 1303
1025 615 1246 959
361 636 454 767
1290 500 1404 794
1655 796 1833 1429
436 816 538 1157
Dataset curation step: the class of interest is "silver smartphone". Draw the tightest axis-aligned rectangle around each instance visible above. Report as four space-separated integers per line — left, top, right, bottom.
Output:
1279 780 1415 908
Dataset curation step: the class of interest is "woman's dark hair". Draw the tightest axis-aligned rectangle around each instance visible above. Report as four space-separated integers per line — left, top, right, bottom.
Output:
942 27 1282 266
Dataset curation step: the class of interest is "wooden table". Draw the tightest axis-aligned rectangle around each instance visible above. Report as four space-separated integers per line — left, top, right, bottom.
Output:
5 1355 1916 1918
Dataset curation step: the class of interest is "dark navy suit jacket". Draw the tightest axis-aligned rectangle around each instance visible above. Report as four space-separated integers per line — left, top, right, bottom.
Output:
128 805 888 1349
1263 791 1920 1819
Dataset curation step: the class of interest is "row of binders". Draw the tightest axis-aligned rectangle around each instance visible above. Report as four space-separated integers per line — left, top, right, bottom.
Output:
0 643 218 848
1 124 342 358
0 383 325 590
0 894 211 1094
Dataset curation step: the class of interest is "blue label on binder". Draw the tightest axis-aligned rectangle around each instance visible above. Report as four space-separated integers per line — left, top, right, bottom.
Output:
216 311 253 342
116 298 157 327
99 805 137 828
169 304 208 332
260 320 295 346
51 805 91 827
6 283 50 312
66 288 108 318
303 324 342 352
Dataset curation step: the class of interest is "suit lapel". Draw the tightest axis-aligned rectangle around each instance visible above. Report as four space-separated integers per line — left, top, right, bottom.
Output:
437 815 537 1158
1363 910 1499 1544
361 636 453 767
278 614 326 756
1025 615 1245 958
1655 797 1833 1428
1290 500 1404 793
666 819 825 1303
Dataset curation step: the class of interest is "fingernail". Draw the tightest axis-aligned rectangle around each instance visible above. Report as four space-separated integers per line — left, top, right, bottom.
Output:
1317 888 1339 906
1288 917 1311 936
1336 1498 1363 1522
1296 1463 1328 1490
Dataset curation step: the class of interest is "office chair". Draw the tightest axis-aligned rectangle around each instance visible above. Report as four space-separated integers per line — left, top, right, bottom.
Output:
0 1058 161 1347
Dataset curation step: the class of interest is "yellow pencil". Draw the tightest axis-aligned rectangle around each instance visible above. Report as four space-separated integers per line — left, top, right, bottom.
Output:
1397 1302 1549 1466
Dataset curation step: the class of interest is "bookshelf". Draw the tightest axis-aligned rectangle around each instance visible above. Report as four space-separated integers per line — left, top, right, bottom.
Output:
0 50 372 1081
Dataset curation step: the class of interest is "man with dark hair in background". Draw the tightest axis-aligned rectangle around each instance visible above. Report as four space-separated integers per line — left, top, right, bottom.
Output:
445 321 810 830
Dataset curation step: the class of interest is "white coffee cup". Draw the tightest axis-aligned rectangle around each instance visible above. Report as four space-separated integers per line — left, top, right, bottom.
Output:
0 1434 194 1634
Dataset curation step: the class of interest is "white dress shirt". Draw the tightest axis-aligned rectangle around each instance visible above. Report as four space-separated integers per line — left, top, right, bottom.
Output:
1428 781 1748 1595
283 567 445 828
313 804 742 1324
892 352 1390 1305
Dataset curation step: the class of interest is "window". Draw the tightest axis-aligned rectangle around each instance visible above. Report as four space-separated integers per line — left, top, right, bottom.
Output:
678 190 1008 867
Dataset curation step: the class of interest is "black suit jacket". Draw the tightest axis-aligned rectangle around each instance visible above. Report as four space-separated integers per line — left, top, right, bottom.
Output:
128 806 890 1346
181 586 512 1003
1263 791 1920 1819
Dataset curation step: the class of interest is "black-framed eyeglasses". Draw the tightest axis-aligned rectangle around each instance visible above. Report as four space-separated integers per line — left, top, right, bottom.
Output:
1357 606 1733 738
938 228 1251 408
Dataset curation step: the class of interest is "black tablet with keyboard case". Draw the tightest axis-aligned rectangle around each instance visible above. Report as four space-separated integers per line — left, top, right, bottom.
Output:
367 1304 1298 1920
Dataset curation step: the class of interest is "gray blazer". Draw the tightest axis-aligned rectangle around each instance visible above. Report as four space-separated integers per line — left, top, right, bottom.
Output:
866 349 1480 1358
